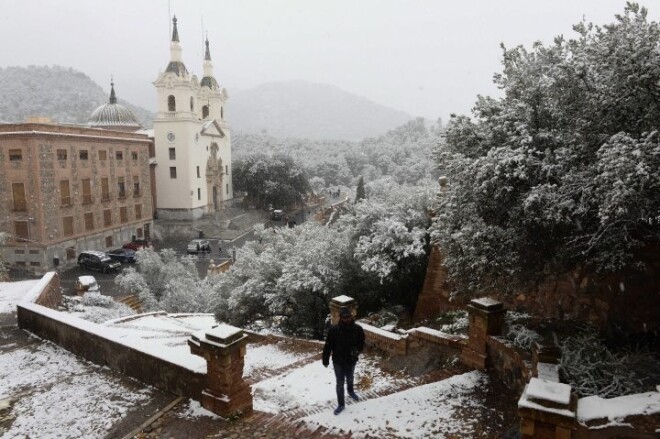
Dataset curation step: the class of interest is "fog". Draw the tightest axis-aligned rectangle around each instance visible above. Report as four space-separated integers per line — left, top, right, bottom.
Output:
2 0 658 120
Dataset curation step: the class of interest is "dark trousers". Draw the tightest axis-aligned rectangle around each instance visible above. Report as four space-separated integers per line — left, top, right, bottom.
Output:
333 361 356 406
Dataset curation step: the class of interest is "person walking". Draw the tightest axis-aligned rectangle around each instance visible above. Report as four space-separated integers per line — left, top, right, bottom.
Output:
322 307 365 415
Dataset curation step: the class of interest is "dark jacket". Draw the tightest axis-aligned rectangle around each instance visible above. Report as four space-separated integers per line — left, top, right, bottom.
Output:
322 320 365 366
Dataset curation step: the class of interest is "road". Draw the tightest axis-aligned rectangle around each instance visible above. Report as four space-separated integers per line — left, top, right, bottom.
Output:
58 209 311 297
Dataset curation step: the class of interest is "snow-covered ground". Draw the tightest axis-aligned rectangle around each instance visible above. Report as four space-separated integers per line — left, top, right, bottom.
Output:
0 280 39 314
303 371 489 438
0 334 154 438
252 354 420 413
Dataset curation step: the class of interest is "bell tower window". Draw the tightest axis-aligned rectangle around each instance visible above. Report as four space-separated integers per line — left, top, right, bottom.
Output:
221 106 224 119
190 97 194 111
168 95 176 111
202 105 209 119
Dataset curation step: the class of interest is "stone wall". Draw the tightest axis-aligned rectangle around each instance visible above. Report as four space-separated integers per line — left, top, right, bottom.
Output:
486 337 531 394
17 273 206 399
359 321 409 356
416 244 660 339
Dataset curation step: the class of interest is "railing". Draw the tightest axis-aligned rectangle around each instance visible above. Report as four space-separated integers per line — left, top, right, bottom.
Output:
13 200 27 211
118 191 126 199
82 194 93 205
60 196 72 207
101 193 111 202
133 190 141 197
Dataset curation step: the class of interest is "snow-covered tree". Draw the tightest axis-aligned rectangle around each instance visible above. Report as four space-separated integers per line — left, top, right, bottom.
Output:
213 223 351 338
432 4 660 296
115 248 213 313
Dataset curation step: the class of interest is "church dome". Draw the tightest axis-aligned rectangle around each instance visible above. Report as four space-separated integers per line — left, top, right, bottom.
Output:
88 81 142 131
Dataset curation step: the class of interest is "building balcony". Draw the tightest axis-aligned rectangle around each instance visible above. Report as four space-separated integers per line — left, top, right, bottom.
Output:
82 195 94 205
101 193 111 202
60 197 72 207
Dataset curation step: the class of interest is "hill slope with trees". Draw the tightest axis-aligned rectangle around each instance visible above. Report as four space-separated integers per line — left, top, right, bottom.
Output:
0 65 153 127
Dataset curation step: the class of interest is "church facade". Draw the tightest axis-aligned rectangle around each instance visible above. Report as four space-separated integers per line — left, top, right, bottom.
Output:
153 16 233 221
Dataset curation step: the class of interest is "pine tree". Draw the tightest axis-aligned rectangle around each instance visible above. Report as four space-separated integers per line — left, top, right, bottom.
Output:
355 176 366 203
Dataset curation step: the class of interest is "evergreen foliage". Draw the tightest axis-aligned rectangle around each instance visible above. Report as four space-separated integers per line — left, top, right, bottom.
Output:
431 4 660 296
232 153 311 209
355 176 366 202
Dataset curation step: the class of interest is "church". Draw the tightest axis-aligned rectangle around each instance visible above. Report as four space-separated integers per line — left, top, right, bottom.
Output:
153 16 233 221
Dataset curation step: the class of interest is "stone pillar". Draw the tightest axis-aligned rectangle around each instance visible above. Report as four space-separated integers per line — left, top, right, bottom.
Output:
518 378 577 439
188 324 252 418
460 297 505 369
329 295 357 325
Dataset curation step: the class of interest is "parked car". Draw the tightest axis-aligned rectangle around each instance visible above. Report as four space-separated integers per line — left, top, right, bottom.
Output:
106 248 137 263
122 239 151 251
187 239 211 254
74 275 100 295
77 250 121 273
271 209 284 220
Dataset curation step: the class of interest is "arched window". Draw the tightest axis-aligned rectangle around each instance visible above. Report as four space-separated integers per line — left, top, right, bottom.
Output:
221 106 224 119
167 95 176 112
202 105 209 119
190 97 194 111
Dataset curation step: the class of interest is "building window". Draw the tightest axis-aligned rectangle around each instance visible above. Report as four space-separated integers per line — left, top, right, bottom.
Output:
170 167 177 179
57 149 67 160
103 209 112 227
197 166 200 178
131 151 138 160
14 221 29 240
101 177 110 201
66 247 76 260
137 227 143 239
225 165 228 175
12 183 26 211
105 236 113 247
202 105 209 119
9 149 22 161
221 106 224 119
135 204 142 220
84 212 94 231
133 176 140 197
168 95 176 111
81 178 92 204
197 188 201 200
98 150 107 160
226 183 229 194
116 150 123 160
63 216 74 237
120 207 128 223
79 150 89 160
60 180 71 206
117 177 126 198
190 96 194 111
169 148 176 160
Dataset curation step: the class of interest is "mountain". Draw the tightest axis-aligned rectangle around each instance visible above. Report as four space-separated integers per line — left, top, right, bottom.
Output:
0 65 153 127
229 80 412 141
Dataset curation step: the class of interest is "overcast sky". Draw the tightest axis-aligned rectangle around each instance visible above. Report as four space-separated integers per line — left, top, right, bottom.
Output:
2 0 659 121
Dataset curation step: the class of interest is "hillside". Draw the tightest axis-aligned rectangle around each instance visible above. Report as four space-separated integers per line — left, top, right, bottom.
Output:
229 80 412 141
0 65 153 127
